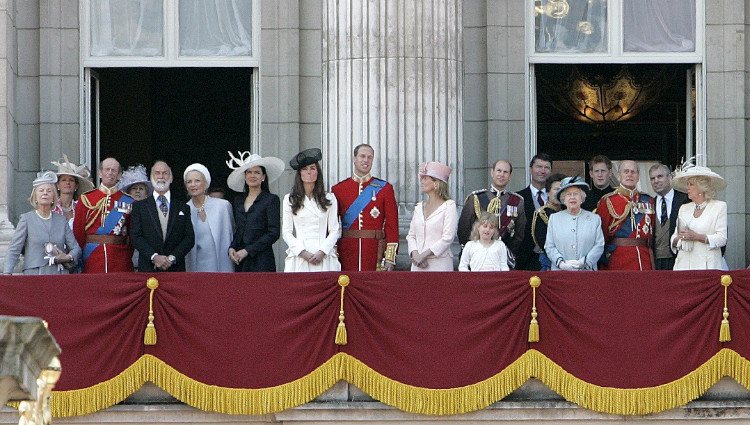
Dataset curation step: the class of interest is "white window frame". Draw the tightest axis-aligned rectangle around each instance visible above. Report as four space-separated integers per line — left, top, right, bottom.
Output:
525 0 706 171
79 0 262 169
80 0 260 68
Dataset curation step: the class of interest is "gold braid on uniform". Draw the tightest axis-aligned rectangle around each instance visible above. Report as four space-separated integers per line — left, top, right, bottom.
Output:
486 196 501 216
605 193 632 234
383 243 398 264
531 205 557 248
79 194 110 232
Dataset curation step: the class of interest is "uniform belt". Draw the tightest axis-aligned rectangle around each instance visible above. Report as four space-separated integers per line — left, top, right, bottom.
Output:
612 237 649 247
87 235 127 245
342 229 385 240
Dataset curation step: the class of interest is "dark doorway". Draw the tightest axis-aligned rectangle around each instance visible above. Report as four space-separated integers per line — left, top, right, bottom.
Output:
536 63 693 170
92 67 252 199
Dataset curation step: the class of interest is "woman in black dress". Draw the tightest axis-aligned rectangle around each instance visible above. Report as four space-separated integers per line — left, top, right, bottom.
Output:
226 152 285 272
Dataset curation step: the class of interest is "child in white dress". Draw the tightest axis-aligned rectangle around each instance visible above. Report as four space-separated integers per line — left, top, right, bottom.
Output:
458 212 510 271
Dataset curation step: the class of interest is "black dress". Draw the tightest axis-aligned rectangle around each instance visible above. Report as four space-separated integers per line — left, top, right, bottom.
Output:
231 191 281 272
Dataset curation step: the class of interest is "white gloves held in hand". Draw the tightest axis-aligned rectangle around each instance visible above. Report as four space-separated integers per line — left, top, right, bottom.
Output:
559 259 585 271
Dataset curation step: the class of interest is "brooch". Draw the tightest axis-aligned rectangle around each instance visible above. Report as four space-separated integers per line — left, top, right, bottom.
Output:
370 207 381 219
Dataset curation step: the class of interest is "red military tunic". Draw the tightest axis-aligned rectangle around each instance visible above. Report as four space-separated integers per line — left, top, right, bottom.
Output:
596 186 655 271
73 185 134 273
332 175 399 271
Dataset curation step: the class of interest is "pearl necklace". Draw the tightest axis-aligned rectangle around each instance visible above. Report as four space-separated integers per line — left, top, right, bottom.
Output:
35 210 52 220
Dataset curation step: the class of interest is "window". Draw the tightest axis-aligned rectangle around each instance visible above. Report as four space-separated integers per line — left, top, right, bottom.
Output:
531 0 702 62
83 0 259 66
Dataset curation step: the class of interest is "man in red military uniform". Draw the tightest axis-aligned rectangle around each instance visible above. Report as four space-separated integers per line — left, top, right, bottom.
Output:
596 160 655 270
332 144 399 271
73 157 135 273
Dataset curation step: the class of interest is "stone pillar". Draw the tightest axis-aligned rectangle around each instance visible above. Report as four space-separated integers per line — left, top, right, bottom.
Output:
322 0 463 207
0 0 19 260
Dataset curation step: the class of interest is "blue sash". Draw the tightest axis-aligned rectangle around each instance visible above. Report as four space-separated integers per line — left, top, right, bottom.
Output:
342 179 385 229
83 195 134 261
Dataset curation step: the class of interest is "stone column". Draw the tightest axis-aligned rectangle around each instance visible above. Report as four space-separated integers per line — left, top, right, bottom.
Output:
322 0 463 207
0 1 17 258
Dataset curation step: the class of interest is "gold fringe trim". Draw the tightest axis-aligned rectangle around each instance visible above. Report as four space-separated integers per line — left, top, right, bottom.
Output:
49 349 750 418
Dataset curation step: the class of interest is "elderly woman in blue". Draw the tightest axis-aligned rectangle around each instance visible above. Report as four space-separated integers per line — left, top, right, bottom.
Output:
545 176 605 271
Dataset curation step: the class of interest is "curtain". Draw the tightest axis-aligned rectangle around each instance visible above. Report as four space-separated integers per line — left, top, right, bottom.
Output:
624 0 695 52
535 0 607 53
90 0 164 57
179 0 253 56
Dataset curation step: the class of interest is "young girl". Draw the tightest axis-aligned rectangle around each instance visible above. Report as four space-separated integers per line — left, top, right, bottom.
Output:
458 212 510 271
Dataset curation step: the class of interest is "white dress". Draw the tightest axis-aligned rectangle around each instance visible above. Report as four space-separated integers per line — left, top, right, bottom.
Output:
406 199 458 271
671 200 727 270
282 193 341 272
458 240 509 271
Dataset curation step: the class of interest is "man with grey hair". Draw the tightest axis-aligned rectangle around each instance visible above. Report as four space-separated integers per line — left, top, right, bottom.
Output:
131 160 194 272
596 160 655 270
649 163 688 270
74 157 135 273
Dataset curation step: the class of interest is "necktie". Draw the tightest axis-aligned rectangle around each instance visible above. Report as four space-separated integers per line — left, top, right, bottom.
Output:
158 195 168 217
536 191 544 208
660 197 667 225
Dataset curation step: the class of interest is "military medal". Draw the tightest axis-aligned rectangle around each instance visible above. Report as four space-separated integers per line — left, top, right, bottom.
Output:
370 206 380 218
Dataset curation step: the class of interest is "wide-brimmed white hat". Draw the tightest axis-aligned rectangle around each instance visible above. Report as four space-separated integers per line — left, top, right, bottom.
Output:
226 151 285 192
118 164 153 193
672 165 726 193
50 155 94 193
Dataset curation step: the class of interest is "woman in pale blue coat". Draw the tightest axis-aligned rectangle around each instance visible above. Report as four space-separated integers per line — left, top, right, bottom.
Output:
545 176 604 271
184 163 235 272
4 171 81 275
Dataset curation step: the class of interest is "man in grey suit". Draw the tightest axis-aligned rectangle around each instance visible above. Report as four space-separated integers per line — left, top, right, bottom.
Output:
649 163 689 270
130 161 194 272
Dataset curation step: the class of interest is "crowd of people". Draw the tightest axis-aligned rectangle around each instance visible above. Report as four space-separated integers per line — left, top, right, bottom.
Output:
1 145 729 275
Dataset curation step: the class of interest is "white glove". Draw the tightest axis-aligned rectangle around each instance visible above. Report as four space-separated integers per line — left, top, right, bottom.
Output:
558 260 577 271
567 259 584 269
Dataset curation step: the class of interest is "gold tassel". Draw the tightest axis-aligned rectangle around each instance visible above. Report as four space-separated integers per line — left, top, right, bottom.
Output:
528 276 541 342
719 274 732 342
144 277 159 346
335 275 350 345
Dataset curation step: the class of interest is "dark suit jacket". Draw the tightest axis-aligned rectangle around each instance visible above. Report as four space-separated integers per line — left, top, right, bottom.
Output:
131 194 195 272
231 191 280 272
653 189 689 259
515 186 540 270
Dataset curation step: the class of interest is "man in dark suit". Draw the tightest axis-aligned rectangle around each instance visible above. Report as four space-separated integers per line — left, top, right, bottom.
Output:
515 153 552 270
131 160 194 272
649 163 689 270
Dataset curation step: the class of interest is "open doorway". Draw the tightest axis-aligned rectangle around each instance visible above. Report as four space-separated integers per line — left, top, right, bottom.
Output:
535 63 694 188
89 67 253 199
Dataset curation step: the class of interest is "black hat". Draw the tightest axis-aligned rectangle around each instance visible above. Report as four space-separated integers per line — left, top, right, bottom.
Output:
290 148 323 171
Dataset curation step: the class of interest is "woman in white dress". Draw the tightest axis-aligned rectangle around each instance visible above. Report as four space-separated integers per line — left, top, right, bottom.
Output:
670 165 727 270
283 149 341 272
184 163 235 272
4 171 81 275
407 161 457 271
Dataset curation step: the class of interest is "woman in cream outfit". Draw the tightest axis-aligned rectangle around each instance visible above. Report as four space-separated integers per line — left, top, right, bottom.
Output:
670 165 727 270
283 148 341 272
407 161 457 271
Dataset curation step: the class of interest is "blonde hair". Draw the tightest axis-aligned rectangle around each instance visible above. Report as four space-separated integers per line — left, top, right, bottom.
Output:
688 176 716 200
28 183 59 208
434 179 450 201
469 212 499 241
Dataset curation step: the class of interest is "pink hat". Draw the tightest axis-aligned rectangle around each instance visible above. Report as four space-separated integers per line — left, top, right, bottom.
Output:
418 161 452 183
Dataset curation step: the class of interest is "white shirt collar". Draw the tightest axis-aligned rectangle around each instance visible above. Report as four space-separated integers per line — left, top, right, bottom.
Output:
153 190 171 204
